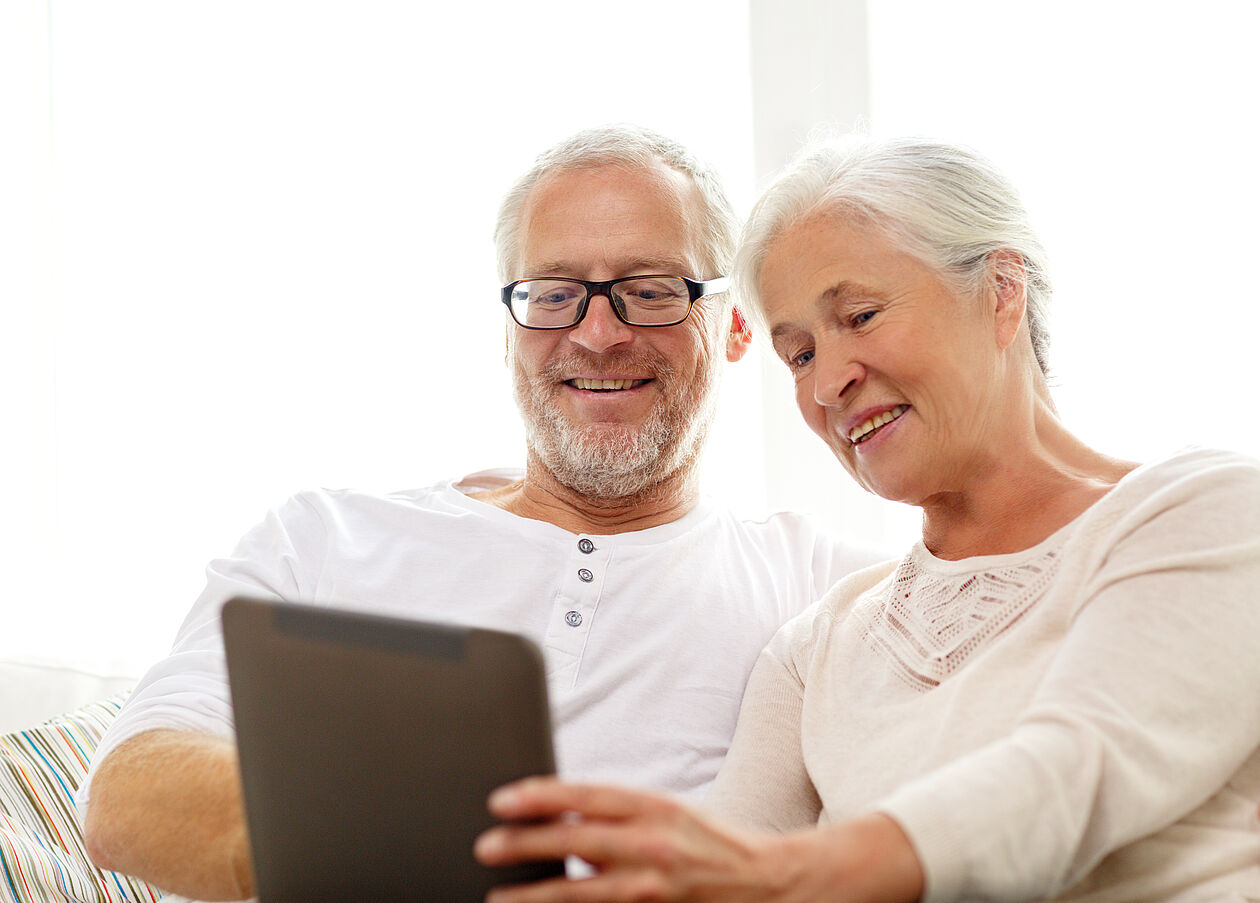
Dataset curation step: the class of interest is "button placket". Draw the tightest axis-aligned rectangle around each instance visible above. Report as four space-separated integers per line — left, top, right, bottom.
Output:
543 536 611 666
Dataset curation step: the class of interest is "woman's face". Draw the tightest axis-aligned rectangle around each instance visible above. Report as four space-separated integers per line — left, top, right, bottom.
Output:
758 214 1012 506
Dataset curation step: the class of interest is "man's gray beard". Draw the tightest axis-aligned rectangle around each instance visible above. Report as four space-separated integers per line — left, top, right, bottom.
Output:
513 350 721 501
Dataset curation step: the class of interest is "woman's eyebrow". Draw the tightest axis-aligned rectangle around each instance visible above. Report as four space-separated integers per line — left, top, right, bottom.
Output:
820 280 878 307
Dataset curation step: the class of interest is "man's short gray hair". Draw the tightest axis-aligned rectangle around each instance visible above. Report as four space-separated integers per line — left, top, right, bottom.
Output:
735 136 1053 376
494 124 740 284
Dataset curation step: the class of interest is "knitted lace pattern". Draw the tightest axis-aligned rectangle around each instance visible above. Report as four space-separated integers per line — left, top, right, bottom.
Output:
857 535 1069 693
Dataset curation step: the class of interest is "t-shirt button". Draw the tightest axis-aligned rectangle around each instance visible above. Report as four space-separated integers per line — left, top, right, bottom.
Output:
578 538 595 554
565 610 583 627
577 568 594 583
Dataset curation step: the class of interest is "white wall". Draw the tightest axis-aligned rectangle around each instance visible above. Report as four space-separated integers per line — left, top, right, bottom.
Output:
3 1 761 673
4 0 1258 677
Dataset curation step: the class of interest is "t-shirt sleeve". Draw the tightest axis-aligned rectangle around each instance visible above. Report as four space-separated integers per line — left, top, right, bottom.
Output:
876 450 1260 902
76 493 328 813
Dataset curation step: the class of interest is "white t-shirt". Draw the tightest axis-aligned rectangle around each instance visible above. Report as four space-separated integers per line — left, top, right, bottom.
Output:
80 469 886 817
710 448 1260 902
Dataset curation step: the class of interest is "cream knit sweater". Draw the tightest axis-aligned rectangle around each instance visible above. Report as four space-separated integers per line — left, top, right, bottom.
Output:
709 448 1260 902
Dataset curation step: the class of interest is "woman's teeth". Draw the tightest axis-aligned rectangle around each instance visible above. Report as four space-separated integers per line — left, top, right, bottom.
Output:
849 405 909 444
570 378 644 391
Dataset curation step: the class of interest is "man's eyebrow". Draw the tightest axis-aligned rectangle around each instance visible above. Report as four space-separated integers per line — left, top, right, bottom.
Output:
525 257 693 278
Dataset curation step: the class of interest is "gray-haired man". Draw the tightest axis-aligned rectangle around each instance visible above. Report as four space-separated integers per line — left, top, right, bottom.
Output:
80 125 885 902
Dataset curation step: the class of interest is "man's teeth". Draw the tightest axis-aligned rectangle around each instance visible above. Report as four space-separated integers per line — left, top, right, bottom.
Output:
570 378 644 391
849 405 909 444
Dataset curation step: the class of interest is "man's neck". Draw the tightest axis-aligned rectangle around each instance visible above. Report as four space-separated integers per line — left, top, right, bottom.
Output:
471 456 701 535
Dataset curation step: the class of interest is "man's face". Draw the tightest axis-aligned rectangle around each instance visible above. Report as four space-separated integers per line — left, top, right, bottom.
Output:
507 161 743 500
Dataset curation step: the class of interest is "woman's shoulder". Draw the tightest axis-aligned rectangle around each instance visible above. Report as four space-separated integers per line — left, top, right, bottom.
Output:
1130 446 1260 482
1062 446 1260 585
1095 446 1260 523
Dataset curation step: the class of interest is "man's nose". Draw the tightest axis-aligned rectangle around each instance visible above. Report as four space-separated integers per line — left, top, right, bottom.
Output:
568 293 635 354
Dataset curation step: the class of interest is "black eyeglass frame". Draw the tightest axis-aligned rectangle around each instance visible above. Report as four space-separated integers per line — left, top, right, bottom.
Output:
500 275 730 330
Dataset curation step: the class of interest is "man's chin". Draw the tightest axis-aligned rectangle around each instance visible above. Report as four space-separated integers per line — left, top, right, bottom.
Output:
526 422 681 501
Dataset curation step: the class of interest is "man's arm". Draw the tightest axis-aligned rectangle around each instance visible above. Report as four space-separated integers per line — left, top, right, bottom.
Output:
83 729 255 902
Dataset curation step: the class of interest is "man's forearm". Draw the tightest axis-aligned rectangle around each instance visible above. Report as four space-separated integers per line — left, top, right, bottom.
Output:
83 729 254 901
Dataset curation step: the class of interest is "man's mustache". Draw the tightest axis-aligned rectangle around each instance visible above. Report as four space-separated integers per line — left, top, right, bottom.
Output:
534 351 677 384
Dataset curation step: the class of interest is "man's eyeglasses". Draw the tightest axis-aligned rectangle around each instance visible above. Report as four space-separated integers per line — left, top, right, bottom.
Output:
501 275 730 330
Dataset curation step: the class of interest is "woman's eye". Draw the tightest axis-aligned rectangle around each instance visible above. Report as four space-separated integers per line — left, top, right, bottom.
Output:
789 349 814 369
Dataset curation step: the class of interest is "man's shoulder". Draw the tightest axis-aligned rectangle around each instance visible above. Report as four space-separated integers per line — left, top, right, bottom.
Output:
258 469 525 539
695 505 892 577
286 467 524 512
725 507 888 554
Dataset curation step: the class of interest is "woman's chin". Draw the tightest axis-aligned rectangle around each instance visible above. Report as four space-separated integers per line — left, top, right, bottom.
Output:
842 453 928 507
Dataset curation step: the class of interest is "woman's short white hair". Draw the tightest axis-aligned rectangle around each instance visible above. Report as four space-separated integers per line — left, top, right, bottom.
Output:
735 136 1053 376
494 124 740 285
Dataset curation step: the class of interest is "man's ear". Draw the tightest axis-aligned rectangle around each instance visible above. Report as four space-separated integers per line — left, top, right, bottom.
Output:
988 249 1027 352
726 306 753 362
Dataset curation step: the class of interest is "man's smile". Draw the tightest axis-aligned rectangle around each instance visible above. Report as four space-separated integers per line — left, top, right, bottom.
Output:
566 377 653 391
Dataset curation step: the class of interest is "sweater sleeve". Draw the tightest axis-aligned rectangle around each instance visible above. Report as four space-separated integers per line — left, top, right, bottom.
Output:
703 611 822 832
706 562 897 831
877 450 1260 902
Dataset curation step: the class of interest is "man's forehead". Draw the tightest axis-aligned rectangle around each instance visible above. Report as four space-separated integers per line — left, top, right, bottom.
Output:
515 163 707 277
525 254 695 278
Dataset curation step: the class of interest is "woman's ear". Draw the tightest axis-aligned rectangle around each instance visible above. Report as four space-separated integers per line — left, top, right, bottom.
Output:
988 249 1028 352
726 306 754 362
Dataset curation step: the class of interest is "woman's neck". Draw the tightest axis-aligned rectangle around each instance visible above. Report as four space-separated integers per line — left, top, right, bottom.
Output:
919 404 1137 560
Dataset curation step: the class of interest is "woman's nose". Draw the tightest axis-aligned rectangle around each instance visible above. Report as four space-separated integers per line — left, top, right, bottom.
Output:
814 341 864 406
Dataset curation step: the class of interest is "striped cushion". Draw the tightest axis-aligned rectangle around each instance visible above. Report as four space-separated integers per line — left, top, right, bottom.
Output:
0 695 163 903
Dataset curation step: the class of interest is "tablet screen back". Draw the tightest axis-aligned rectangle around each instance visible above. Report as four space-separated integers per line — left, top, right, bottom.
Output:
222 596 564 902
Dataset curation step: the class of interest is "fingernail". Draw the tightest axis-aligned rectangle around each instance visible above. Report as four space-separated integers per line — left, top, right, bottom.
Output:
488 785 520 810
475 828 503 858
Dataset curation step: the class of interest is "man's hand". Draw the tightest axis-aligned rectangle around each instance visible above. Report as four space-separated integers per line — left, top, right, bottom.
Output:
474 777 924 903
83 730 254 901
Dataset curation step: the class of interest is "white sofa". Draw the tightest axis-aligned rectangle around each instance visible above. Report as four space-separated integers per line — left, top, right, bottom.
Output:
0 658 138 734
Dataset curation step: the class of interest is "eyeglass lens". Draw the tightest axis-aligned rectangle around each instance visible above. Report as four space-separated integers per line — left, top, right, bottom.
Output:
509 277 691 328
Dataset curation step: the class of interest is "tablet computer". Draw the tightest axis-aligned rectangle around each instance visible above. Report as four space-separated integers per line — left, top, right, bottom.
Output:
222 596 564 902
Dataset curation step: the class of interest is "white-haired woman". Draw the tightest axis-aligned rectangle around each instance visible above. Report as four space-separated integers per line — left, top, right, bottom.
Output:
475 138 1260 903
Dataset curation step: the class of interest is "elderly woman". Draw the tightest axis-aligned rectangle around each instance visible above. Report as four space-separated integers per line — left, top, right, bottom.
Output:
474 138 1260 902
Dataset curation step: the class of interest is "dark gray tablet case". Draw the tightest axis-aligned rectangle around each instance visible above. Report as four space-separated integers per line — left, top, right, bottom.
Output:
222 596 565 902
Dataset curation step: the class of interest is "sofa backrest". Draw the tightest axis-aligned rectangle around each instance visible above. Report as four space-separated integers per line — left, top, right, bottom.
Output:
0 661 137 734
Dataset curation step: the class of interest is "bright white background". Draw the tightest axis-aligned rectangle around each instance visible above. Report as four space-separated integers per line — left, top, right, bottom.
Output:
2 0 1257 678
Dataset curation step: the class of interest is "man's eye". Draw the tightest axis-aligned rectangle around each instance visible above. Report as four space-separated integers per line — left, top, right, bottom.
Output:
537 291 576 305
852 310 877 327
623 287 684 305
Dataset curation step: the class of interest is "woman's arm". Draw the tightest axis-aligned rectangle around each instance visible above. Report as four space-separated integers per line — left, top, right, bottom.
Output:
475 778 923 903
877 451 1260 901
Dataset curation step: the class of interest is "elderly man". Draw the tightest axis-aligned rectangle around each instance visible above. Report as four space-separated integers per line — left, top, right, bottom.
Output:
79 125 884 902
